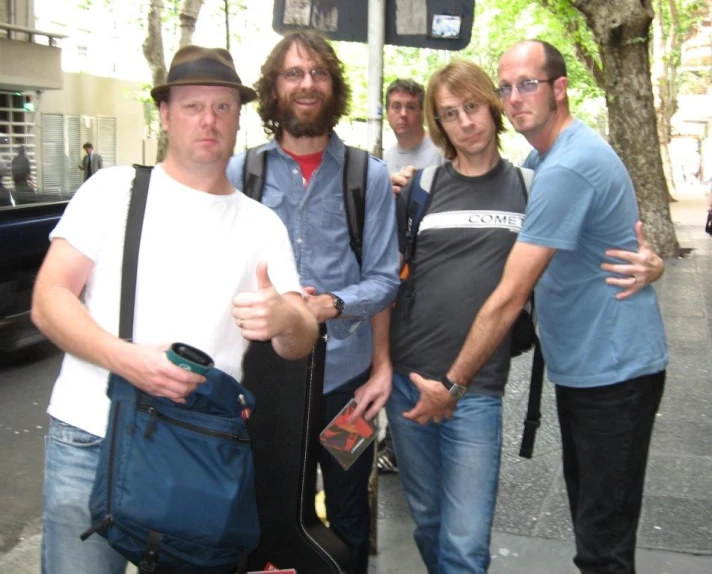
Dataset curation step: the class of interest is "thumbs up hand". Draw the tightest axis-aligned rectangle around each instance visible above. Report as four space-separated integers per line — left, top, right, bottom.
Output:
232 261 289 341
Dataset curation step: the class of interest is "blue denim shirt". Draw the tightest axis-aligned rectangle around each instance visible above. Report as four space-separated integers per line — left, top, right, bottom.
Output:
227 134 400 393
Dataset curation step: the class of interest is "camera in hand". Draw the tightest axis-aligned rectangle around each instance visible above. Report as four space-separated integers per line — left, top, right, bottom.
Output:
166 342 214 375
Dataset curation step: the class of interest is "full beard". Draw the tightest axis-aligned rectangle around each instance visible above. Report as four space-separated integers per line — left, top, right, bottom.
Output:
278 91 340 138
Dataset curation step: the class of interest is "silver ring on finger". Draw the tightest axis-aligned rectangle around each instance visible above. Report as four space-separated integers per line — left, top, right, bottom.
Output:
433 417 441 424
632 276 638 285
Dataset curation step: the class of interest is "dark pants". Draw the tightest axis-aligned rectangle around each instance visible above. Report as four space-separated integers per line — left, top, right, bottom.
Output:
319 369 373 574
556 370 665 574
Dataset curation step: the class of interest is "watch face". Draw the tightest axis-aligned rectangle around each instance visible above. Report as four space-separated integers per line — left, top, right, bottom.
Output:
450 384 467 399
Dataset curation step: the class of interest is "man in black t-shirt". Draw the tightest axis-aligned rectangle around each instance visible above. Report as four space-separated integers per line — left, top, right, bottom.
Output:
386 60 522 574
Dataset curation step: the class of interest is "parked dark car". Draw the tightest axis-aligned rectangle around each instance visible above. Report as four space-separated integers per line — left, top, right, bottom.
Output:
0 197 71 353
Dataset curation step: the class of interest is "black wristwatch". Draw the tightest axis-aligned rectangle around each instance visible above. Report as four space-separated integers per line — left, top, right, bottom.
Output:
325 292 345 317
440 375 468 400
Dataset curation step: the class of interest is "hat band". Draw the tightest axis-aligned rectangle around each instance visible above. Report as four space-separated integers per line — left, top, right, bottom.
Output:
167 57 241 85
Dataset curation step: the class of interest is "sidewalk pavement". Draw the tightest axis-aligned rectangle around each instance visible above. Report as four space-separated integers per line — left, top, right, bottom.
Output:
2 197 711 573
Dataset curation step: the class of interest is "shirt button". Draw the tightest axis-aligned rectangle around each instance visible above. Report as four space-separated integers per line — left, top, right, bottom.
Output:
296 238 302 244
292 169 299 174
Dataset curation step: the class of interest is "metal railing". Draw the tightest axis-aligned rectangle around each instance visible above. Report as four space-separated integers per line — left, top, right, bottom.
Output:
0 22 67 46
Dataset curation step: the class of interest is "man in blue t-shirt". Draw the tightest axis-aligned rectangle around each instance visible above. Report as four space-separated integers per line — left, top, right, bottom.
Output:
404 41 668 574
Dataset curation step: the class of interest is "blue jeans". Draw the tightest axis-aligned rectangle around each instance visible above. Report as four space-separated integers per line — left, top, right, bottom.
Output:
42 417 127 574
556 370 665 574
386 371 502 574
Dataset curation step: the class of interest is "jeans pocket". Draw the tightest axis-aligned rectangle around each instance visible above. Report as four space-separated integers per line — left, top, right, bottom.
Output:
48 418 103 448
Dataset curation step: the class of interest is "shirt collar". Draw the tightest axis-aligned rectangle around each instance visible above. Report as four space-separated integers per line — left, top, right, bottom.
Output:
263 132 347 167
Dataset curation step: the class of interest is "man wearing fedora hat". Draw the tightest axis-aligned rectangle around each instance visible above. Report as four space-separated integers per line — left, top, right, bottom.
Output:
227 31 400 574
32 45 318 574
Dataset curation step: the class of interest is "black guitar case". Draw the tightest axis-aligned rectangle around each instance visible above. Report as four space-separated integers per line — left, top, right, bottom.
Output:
241 328 350 573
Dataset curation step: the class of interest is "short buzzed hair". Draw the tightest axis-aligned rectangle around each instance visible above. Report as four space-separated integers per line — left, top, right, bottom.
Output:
385 79 425 109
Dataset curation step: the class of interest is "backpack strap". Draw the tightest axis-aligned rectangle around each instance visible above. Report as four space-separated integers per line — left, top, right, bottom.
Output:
402 165 438 274
119 165 153 342
517 166 534 196
343 146 369 267
242 147 266 202
519 340 545 458
515 164 545 459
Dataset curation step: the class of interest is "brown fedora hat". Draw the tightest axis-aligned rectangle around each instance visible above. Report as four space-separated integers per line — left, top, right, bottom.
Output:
151 45 257 104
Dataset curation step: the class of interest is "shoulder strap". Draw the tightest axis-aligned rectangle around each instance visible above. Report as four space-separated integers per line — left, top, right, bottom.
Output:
342 146 369 267
514 165 544 459
519 339 545 459
119 165 153 341
242 147 267 202
516 166 534 203
403 165 439 267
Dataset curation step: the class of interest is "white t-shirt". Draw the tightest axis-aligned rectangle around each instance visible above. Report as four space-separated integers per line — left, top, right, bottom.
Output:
47 164 302 437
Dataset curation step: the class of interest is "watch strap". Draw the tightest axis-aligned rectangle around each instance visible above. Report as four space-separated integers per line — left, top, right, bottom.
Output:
325 292 344 316
441 375 467 399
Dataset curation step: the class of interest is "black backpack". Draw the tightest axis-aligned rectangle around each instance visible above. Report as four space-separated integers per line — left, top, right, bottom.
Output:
242 146 369 266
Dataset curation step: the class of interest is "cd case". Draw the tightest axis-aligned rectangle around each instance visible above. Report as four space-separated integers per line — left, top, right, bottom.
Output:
319 399 378 471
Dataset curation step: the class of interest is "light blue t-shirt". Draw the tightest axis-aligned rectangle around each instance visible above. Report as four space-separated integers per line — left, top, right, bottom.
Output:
519 120 667 388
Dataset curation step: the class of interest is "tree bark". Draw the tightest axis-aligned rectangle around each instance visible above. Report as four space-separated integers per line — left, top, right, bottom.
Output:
142 0 168 163
573 0 679 257
142 0 205 163
652 0 679 201
179 0 205 47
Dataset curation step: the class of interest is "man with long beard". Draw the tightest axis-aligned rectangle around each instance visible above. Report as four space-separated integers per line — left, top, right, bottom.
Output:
227 31 399 574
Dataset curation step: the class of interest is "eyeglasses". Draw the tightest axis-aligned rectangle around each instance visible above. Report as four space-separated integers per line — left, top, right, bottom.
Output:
434 101 481 124
496 78 558 99
280 67 331 83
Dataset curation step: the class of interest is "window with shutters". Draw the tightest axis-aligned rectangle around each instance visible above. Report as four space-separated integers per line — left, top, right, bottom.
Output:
97 117 117 167
0 91 37 190
41 112 117 193
41 114 64 193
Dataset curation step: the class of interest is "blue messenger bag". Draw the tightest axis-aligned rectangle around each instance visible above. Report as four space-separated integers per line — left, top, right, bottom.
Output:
80 166 259 573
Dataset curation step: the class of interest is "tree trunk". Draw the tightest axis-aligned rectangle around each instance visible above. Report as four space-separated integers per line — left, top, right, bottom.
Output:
142 0 168 163
652 0 679 201
179 0 205 47
142 0 205 164
660 141 678 201
573 0 680 257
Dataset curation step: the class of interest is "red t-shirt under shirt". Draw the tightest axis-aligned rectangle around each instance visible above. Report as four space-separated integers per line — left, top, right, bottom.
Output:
283 148 324 186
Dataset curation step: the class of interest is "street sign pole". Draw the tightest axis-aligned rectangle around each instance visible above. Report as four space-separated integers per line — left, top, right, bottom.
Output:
367 0 386 159
366 0 385 551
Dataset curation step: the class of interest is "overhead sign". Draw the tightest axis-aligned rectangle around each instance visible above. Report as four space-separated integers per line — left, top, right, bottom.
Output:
273 0 475 51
